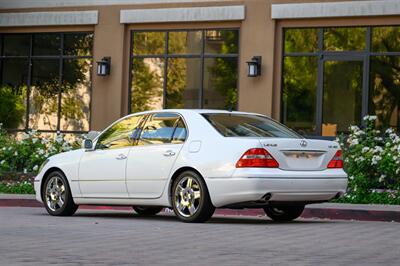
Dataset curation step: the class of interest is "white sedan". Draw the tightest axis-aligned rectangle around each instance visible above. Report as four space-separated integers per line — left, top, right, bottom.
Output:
34 109 347 222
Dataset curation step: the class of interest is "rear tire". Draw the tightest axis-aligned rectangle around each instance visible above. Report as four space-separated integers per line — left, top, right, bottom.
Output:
133 206 163 216
42 171 78 216
263 205 304 222
172 171 215 223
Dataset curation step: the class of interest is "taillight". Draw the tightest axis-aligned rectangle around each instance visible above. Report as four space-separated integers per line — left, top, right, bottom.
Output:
236 148 279 168
327 150 343 168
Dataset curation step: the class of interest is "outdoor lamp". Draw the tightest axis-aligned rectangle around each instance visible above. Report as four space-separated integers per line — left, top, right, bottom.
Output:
97 57 111 76
247 56 262 77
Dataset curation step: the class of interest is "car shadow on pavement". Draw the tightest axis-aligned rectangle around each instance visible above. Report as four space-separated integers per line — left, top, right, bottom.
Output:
60 211 333 225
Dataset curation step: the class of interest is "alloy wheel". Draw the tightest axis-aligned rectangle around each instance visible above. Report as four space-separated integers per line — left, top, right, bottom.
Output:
174 176 201 217
45 176 66 211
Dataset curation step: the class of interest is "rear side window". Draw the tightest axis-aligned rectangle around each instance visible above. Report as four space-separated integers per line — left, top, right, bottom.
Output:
202 113 301 138
138 113 187 145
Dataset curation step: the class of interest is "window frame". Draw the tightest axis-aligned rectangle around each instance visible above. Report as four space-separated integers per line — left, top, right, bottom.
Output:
0 31 94 134
281 25 400 136
128 28 240 112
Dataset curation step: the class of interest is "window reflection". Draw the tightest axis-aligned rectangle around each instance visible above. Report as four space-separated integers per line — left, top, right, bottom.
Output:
131 58 164 113
284 28 318 53
0 59 28 129
370 56 400 130
282 56 317 135
203 58 238 110
29 59 59 130
133 32 165 55
2 34 30 56
324 27 366 51
205 30 239 54
168 31 202 54
166 58 201 109
96 115 143 149
64 33 93 56
60 59 92 131
33 33 61 56
323 61 363 136
138 113 181 145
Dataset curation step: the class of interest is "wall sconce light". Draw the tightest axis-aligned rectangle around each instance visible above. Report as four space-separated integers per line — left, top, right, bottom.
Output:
247 56 262 77
97 57 111 76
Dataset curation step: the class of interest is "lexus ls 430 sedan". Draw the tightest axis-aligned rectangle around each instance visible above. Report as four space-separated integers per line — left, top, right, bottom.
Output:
34 109 347 223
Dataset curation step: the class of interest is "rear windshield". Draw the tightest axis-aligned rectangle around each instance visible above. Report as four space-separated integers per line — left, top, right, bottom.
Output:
202 113 301 138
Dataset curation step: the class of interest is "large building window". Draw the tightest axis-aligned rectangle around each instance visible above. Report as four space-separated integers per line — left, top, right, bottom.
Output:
130 29 239 113
282 26 400 136
0 32 93 133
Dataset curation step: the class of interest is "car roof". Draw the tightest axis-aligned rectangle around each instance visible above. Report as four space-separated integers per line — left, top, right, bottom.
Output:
132 109 264 116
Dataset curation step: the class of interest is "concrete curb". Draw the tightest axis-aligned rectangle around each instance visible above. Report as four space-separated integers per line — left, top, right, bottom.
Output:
1 194 399 222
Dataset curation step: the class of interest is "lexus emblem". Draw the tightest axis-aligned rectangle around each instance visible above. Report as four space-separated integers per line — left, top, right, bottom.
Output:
300 140 307 147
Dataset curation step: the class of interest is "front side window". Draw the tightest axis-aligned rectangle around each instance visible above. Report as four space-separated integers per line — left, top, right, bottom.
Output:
203 113 301 138
130 29 239 113
96 115 144 150
138 113 186 145
0 32 93 133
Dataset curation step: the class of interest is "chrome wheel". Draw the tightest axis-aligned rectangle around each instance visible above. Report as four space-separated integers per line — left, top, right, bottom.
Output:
45 176 66 211
174 176 201 218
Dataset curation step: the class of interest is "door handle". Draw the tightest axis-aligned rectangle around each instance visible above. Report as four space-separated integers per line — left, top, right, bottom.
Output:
163 150 176 157
116 154 127 160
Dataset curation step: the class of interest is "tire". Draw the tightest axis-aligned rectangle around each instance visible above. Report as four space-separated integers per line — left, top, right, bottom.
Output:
42 170 78 216
133 206 164 216
172 170 215 223
263 205 305 222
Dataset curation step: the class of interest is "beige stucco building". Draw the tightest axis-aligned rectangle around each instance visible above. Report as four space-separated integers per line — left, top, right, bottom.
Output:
1 0 400 137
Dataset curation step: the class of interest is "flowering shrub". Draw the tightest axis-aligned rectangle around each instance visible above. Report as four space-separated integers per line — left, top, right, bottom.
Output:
338 116 400 204
0 123 84 175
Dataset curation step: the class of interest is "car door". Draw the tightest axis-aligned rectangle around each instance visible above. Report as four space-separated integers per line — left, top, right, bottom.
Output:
78 115 144 198
126 113 187 198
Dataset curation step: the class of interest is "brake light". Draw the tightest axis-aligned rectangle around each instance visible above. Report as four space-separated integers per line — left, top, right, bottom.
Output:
327 150 343 168
236 148 279 168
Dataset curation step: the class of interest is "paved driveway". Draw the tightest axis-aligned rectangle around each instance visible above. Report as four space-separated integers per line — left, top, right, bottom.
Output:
0 207 399 266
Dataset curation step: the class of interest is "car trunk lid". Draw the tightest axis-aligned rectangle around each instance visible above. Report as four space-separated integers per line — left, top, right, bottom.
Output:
258 138 339 171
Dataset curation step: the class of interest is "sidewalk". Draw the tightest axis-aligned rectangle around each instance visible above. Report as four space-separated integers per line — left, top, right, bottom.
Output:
1 194 399 222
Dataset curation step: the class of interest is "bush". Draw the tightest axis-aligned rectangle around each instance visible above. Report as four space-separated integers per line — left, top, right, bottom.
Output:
337 116 400 204
0 124 84 175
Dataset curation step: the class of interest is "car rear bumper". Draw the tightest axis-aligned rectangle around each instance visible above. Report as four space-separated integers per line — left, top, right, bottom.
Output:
206 169 348 207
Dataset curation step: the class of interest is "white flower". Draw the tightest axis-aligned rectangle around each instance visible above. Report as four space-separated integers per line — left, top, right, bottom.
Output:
379 175 386 183
32 165 38 171
348 138 359 146
386 128 394 134
361 147 369 153
371 155 382 165
32 138 38 144
0 160 5 165
14 151 18 156
22 133 30 140
23 168 27 174
373 146 383 154
363 115 377 121
349 176 354 180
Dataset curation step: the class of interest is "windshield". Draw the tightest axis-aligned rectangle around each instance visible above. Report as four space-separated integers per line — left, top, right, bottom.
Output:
202 113 302 138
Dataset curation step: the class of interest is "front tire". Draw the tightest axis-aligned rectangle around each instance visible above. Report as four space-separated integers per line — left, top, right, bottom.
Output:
263 205 305 222
133 206 163 216
172 171 215 223
42 171 78 216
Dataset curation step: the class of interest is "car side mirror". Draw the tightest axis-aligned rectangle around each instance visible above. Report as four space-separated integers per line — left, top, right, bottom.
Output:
83 139 94 151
